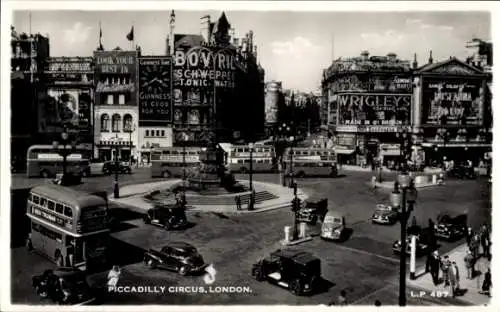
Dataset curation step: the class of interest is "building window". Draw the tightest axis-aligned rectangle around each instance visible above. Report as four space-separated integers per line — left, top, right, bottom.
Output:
161 130 165 137
112 114 121 132
123 114 133 132
106 94 114 105
100 114 110 132
118 94 125 105
156 130 160 137
145 130 149 137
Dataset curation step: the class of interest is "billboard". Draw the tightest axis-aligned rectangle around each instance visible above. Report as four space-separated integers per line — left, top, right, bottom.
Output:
338 93 411 127
38 89 92 133
173 45 241 89
44 57 93 86
422 78 483 126
93 51 137 106
138 56 173 126
265 81 281 124
330 75 412 93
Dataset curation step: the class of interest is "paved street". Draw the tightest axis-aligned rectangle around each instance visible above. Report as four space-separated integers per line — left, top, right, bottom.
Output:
11 170 490 305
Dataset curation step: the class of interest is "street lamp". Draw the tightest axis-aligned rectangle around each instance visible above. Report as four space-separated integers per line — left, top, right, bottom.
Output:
288 136 295 187
437 128 449 170
127 123 137 164
291 192 301 241
397 172 418 306
52 128 71 175
249 142 254 191
181 133 189 187
113 134 121 199
396 128 409 171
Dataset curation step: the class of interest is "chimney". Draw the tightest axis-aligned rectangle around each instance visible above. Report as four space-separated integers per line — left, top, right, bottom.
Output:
361 50 369 61
248 30 254 53
412 53 418 69
200 15 211 43
254 45 258 59
428 50 433 64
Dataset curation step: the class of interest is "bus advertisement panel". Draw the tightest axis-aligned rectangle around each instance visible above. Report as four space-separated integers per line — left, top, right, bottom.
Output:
26 145 91 178
283 148 337 177
26 185 109 270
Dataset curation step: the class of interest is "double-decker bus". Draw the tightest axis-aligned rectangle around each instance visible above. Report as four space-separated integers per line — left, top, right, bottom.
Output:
228 144 276 173
283 147 338 177
26 145 91 178
25 185 110 270
150 147 203 178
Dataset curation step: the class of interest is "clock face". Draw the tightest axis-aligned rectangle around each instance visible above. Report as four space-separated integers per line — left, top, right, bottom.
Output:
139 65 171 93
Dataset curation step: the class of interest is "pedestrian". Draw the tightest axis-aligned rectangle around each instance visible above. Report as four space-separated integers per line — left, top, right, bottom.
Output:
480 268 491 296
180 191 187 208
374 300 381 306
464 250 475 279
466 227 474 246
479 224 490 258
337 290 347 305
107 265 121 288
450 261 460 296
429 251 441 285
235 195 241 211
470 234 480 260
441 256 451 287
371 176 377 189
428 219 437 251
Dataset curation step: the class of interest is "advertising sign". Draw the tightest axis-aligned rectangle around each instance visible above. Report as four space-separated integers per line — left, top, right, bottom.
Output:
173 45 241 89
338 93 411 127
94 51 137 95
45 57 93 85
422 78 483 126
38 89 92 133
138 56 173 125
330 75 412 93
336 134 356 147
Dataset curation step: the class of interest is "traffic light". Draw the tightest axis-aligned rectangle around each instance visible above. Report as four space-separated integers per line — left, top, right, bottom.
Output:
291 197 301 212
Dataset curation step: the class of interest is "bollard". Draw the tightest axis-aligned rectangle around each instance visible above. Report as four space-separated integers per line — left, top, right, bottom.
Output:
299 222 306 238
410 235 417 280
284 226 291 242
432 174 437 184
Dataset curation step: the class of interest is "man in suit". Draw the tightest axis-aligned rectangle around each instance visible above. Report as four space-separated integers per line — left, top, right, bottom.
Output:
429 251 441 285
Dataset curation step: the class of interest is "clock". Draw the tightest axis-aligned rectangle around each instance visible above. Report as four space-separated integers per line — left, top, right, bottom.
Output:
139 65 171 93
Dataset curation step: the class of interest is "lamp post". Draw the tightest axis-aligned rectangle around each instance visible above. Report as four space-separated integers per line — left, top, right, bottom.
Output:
113 134 121 199
437 128 449 170
397 172 418 306
396 128 409 171
249 142 254 191
291 193 301 241
289 135 295 187
181 133 189 188
52 128 71 175
127 123 136 164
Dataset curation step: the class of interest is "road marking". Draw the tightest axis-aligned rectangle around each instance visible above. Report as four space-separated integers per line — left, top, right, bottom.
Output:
329 242 401 264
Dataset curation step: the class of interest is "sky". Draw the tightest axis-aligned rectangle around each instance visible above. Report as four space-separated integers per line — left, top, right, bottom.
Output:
13 10 491 92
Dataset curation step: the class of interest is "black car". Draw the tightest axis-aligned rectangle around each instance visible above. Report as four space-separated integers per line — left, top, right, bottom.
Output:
52 172 82 186
143 242 207 275
447 166 475 179
392 225 430 256
434 213 467 241
143 201 188 230
297 197 328 225
32 268 95 305
103 161 132 175
251 249 321 296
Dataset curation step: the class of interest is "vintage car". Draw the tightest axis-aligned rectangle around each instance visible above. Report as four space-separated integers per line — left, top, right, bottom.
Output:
251 249 321 296
52 172 82 186
297 197 328 225
103 161 132 175
320 211 348 241
392 225 430 256
143 201 187 230
143 241 207 275
434 213 467 241
371 204 400 225
32 268 95 305
447 166 475 180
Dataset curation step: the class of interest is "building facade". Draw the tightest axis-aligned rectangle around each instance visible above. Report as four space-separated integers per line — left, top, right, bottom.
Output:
11 28 50 169
93 49 140 161
412 57 492 166
170 12 265 146
321 51 414 166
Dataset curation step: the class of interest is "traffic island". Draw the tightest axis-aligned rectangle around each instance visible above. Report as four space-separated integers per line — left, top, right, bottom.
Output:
369 172 445 189
108 179 309 214
280 223 313 246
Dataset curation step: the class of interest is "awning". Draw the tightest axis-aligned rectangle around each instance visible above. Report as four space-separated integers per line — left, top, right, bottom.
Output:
335 148 356 155
421 142 491 148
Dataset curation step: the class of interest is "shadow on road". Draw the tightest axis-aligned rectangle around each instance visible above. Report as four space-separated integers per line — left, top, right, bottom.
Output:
108 237 146 267
313 277 336 295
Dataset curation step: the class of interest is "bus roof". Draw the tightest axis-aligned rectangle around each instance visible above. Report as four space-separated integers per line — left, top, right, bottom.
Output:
30 184 107 209
27 144 91 150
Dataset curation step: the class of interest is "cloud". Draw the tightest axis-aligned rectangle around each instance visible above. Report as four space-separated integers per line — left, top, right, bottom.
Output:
360 29 405 43
438 25 454 31
271 36 321 58
405 18 422 25
420 23 433 29
62 22 92 46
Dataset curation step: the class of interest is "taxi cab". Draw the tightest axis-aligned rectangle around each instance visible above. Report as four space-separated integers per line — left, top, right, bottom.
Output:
320 211 347 241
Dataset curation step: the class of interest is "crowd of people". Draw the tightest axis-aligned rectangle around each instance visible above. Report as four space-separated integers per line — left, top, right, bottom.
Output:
426 223 491 298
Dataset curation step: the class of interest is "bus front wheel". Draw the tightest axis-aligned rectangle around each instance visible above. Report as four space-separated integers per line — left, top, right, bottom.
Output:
240 167 248 174
162 171 171 178
40 170 50 178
